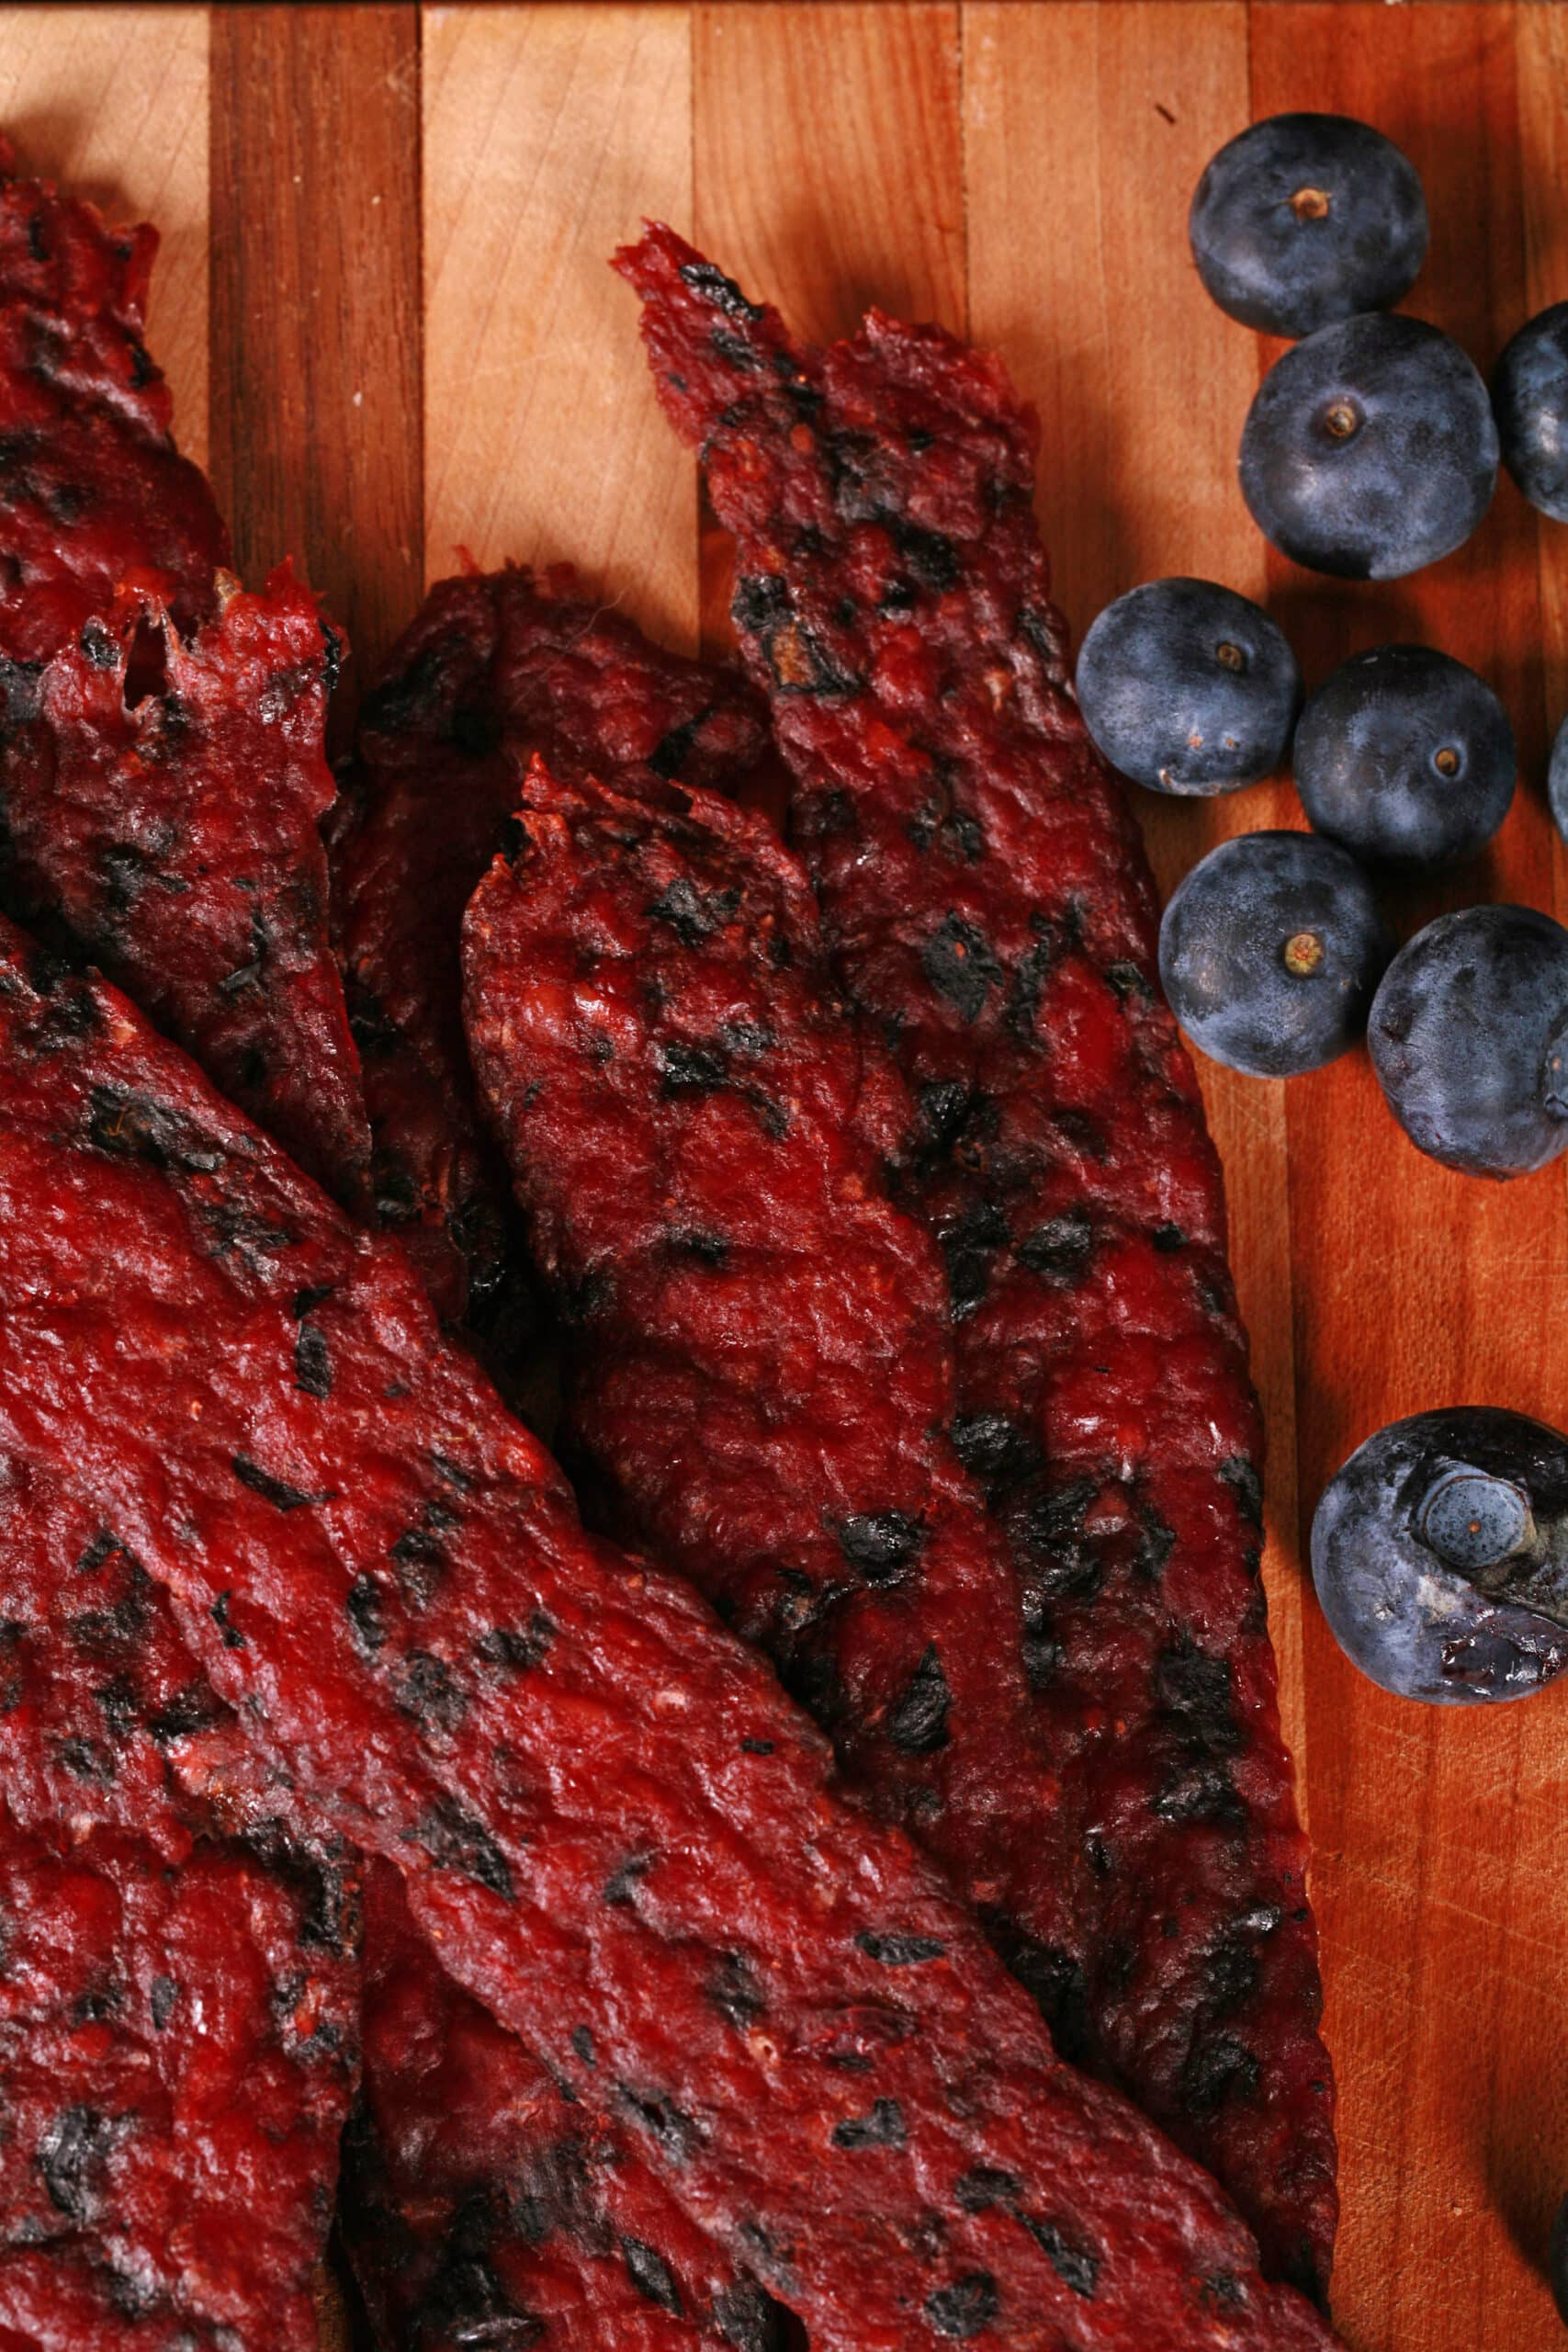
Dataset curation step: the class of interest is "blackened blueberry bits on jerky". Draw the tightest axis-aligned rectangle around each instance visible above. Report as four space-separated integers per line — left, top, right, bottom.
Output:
1152 1222 1188 1252
941 1202 1009 1319
886 1645 951 1754
731 573 793 636
148 1682 222 1743
294 1321 332 1399
855 1930 946 1966
921 913 1002 1023
1220 1453 1265 1528
740 1736 773 1755
615 2084 701 2166
403 1798 514 1900
705 1950 764 2030
57 1733 114 1782
926 2271 999 2340
1104 960 1154 1004
345 1573 386 1652
35 2104 127 2223
79 617 118 671
1152 1761 1247 1826
231 1453 320 1512
677 258 765 323
950 1411 1043 1490
570 2024 595 2067
659 1039 729 1097
400 1650 468 1732
1156 1640 1244 1757
831 2098 907 2151
835 1510 924 1587
1182 2030 1263 2119
603 1850 656 1908
1022 2217 1100 2300
211 1589 244 1650
150 1975 178 2031
621 2236 683 2313
713 2282 784 2352
75 1529 122 1576
978 1917 1092 2063
474 1612 556 1673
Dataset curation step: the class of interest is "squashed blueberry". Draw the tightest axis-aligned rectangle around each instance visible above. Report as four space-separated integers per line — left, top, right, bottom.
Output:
1075 578 1301 796
1493 301 1568 521
1368 905 1568 1177
1158 831 1393 1077
1293 644 1516 868
1190 113 1428 339
1312 1407 1568 1705
1240 313 1499 579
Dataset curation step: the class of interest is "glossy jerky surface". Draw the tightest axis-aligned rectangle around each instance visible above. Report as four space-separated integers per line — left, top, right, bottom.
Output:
344 1861 783 2351
0 927 1338 2352
0 146 226 667
0 1816 356 2352
0 566 369 1206
337 564 772 1331
462 763 1090 1954
619 225 1335 2299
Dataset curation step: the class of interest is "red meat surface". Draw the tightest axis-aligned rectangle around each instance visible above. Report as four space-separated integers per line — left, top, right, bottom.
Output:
0 922 1339 2352
0 567 369 1207
0 143 226 667
344 1860 788 2350
336 563 773 1339
618 224 1335 2300
0 1816 356 2352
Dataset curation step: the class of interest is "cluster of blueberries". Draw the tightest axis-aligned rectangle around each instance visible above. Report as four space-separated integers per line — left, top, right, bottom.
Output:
1077 115 1568 1739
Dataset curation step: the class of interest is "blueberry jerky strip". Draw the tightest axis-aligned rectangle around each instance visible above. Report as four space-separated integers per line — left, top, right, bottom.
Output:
344 1862 780 2352
618 225 1335 2298
336 562 773 1330
0 141 226 665
0 568 370 1207
0 1815 357 2352
0 927 1338 2352
462 766 1088 1947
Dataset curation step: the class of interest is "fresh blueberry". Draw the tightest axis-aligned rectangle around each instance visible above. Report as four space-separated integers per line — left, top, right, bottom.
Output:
1158 830 1393 1077
1368 905 1568 1177
1240 313 1499 578
1493 301 1568 521
1293 644 1516 867
1311 1407 1568 1705
1074 579 1301 796
1190 113 1428 339
1550 707 1568 847
1553 2194 1568 2326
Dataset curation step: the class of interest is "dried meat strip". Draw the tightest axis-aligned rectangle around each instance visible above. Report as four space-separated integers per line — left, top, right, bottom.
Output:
0 925 1339 2352
0 143 226 667
0 570 369 1206
618 225 1335 2300
337 563 773 1335
0 1815 356 2351
461 762 1097 1968
344 1861 784 2351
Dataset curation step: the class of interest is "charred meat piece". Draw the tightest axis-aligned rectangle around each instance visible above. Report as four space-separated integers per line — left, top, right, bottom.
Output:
336 563 773 1336
343 1861 785 2351
0 926 1338 2352
0 141 226 665
0 567 370 1208
618 225 1334 2300
0 1814 357 2352
462 760 1090 1984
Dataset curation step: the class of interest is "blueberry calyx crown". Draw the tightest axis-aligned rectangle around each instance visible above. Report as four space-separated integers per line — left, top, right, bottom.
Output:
1417 1465 1531 1574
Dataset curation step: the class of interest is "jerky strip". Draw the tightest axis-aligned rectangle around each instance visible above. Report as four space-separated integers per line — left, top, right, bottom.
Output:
0 1813 356 2352
0 567 370 1207
344 1860 784 2352
0 927 1337 2352
619 224 1335 2298
336 563 773 1332
462 761 1086 1979
0 141 226 666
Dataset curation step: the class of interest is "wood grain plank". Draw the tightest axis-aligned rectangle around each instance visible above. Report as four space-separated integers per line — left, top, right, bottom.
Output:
209 2 423 708
0 5 208 465
422 3 695 650
1250 9 1568 2348
962 0 1313 1781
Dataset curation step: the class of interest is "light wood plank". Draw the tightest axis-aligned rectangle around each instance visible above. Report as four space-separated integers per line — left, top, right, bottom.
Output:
209 2 423 707
1251 9 1568 2348
963 1 1311 1784
422 2 695 650
0 4 208 464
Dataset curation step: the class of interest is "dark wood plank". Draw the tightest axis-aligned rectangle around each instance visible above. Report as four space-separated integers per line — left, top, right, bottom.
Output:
209 1 423 716
1250 9 1568 2347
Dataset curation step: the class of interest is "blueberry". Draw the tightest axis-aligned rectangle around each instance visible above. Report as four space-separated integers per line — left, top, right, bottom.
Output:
1550 707 1568 847
1190 113 1428 339
1240 313 1499 578
1368 905 1568 1177
1293 644 1516 867
1311 1408 1568 1705
1074 579 1300 796
1158 830 1393 1077
1493 302 1568 521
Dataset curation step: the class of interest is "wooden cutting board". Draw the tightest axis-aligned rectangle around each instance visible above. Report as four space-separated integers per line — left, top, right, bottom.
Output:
2 7 1563 2349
